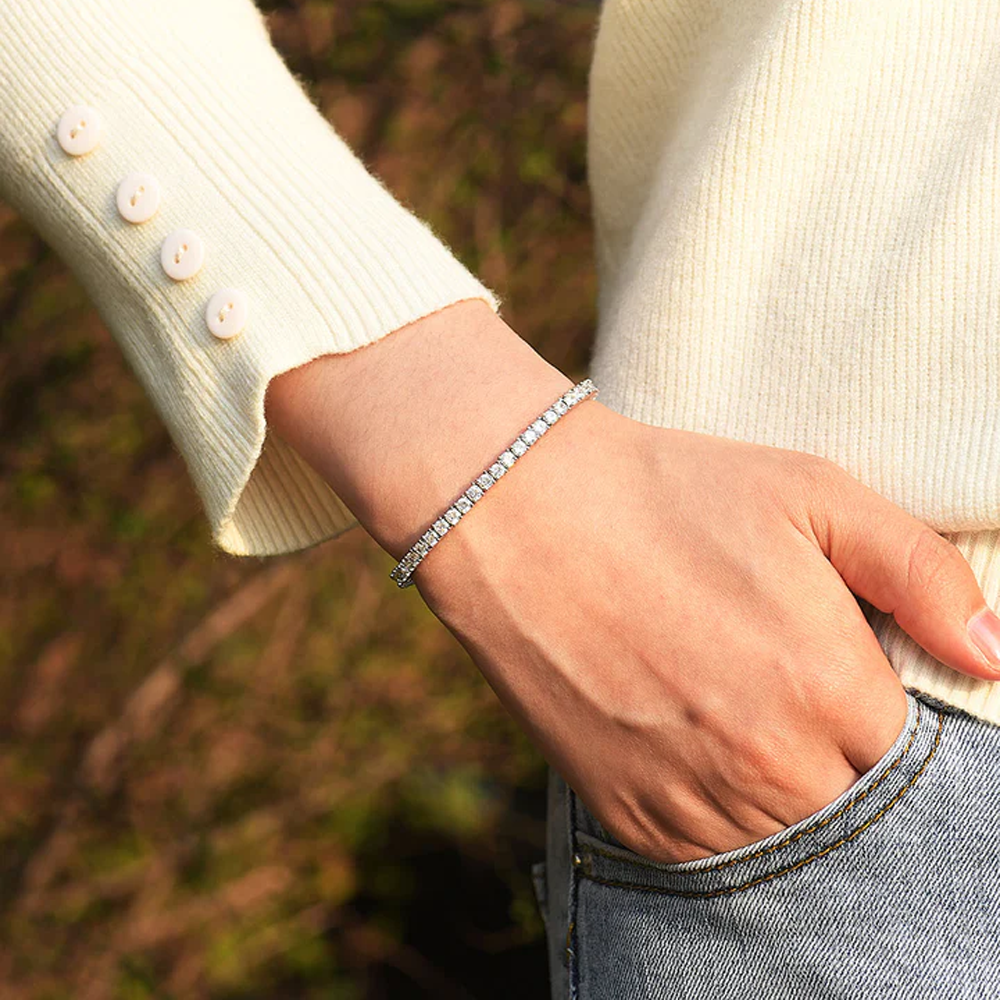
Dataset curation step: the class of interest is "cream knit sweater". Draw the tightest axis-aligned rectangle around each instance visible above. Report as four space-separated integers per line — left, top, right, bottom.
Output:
3 0 1000 722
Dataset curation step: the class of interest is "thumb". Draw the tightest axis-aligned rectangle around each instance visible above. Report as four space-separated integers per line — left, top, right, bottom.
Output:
795 456 1000 682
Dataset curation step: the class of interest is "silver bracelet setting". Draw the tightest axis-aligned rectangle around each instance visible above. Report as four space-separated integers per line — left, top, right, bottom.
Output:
389 377 599 588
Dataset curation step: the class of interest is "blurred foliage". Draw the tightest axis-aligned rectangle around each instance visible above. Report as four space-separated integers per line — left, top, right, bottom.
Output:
0 1 598 998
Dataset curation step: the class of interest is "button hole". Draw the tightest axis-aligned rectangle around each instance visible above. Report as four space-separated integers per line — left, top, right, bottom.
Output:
130 186 145 206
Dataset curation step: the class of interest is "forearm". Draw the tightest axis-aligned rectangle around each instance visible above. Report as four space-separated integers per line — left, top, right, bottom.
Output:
264 299 574 558
0 0 500 556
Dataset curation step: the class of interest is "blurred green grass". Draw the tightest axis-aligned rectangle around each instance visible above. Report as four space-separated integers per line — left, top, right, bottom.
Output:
0 1 598 997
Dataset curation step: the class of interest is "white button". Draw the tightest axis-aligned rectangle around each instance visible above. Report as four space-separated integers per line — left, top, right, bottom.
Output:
160 229 205 281
57 104 103 156
116 172 161 224
205 288 248 340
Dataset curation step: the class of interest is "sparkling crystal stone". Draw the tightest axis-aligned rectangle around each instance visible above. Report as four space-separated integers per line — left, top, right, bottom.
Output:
521 428 538 446
477 472 495 490
543 409 558 425
531 419 548 436
414 540 429 557
445 507 462 526
553 400 568 416
561 392 575 407
466 484 484 503
455 496 473 513
433 518 450 535
489 462 506 479
422 530 438 548
499 450 517 468
511 439 528 457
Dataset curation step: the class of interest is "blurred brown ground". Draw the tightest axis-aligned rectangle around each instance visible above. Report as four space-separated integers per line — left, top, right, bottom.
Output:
0 1 598 997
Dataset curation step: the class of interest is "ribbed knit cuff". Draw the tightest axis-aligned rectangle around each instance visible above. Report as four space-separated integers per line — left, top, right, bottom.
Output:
0 0 501 556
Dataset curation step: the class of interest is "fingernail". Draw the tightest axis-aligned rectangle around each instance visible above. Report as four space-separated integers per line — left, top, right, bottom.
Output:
968 607 1000 669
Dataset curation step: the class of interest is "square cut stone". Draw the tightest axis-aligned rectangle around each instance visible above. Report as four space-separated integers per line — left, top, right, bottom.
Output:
563 391 577 407
489 462 506 479
499 450 517 468
445 507 462 526
531 419 548 436
466 484 484 503
422 530 439 548
511 440 528 457
476 472 495 490
521 428 538 446
455 496 473 513
543 409 558 425
553 400 569 416
414 540 429 557
433 518 450 535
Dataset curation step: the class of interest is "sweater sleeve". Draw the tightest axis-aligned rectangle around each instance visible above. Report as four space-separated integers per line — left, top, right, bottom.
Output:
0 0 501 557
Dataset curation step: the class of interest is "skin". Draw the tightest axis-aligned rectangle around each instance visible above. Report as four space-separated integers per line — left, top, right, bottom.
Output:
266 299 1000 864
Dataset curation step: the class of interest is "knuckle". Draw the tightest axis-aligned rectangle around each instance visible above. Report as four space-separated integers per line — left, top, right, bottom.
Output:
904 526 963 594
622 830 669 863
769 451 846 521
784 450 837 487
604 814 667 862
734 737 786 790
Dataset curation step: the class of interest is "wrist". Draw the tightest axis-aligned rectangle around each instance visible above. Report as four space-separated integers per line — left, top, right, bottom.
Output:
412 394 635 622
264 299 574 556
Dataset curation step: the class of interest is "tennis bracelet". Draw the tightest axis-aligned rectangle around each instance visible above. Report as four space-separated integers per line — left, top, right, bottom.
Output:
389 377 599 588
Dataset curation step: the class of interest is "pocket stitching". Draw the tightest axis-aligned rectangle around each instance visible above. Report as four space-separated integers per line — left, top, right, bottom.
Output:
577 706 944 899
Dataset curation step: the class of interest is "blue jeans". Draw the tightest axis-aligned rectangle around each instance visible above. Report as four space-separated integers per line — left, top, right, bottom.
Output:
532 688 1000 998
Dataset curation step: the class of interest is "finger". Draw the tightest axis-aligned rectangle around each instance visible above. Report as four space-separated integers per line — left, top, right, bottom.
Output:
799 457 1000 681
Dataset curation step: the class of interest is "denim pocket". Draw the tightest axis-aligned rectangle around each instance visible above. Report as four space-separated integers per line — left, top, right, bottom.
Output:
570 688 945 900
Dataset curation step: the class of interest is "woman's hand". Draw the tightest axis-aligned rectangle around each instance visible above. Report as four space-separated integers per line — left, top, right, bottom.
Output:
413 399 1000 863
267 298 1000 864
